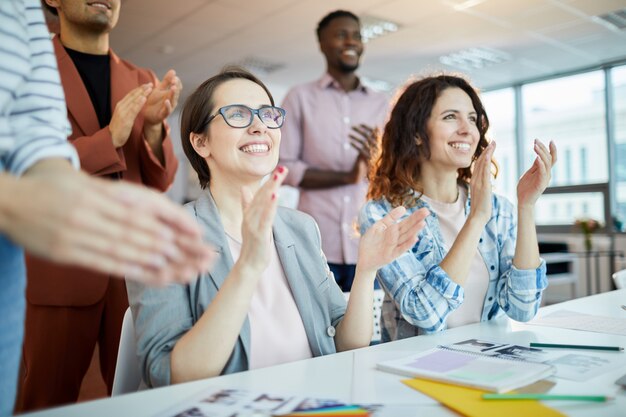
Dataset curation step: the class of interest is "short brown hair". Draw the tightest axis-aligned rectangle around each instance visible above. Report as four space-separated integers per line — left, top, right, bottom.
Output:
41 0 58 15
180 66 275 189
368 74 496 207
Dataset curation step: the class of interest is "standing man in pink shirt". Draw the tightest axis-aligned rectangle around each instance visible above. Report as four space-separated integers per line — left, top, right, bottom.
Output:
280 10 389 291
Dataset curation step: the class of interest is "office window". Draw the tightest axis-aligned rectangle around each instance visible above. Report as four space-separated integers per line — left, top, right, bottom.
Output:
482 88 516 203
612 65 626 225
535 192 605 226
522 71 607 227
580 148 587 182
522 71 607 186
564 148 572 182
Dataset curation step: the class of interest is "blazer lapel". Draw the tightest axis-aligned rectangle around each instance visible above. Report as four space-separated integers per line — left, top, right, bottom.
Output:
194 191 251 362
53 36 99 135
273 212 322 356
194 191 233 287
109 50 139 120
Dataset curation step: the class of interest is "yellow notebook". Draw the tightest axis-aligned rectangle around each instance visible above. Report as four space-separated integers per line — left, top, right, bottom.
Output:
403 378 566 417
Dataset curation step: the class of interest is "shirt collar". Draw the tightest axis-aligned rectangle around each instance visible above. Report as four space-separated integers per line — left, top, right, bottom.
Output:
316 73 370 93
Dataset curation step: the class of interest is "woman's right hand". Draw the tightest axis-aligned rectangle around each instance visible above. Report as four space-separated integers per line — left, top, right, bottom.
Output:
468 141 496 225
237 166 288 272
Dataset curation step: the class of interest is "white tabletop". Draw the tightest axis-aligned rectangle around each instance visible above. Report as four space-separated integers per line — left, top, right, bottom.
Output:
25 290 626 417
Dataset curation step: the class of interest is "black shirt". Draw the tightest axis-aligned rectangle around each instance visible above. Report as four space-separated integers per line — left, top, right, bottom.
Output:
65 47 111 129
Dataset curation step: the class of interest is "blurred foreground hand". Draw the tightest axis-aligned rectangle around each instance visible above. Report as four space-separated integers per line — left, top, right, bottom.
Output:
0 159 216 286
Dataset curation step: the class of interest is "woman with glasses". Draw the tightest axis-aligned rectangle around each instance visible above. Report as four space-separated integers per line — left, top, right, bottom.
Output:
359 74 557 341
127 67 429 386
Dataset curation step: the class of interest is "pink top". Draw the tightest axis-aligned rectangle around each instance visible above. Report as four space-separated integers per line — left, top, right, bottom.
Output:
279 74 390 264
421 186 490 328
226 234 313 369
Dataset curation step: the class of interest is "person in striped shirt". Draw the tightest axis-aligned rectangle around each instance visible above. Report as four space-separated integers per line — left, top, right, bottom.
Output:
0 2 214 414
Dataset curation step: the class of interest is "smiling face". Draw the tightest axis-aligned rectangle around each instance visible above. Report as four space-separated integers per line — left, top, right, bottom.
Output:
318 16 363 74
48 0 120 33
423 87 480 172
196 78 280 185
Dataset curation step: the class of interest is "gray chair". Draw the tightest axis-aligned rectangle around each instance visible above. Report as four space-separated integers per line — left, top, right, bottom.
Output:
612 269 626 289
111 308 142 396
343 289 384 343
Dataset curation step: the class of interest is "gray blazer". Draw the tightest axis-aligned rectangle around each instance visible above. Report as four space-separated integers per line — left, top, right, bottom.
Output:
127 191 347 388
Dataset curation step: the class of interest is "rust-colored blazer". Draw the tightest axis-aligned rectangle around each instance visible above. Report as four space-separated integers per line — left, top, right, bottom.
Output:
25 37 179 307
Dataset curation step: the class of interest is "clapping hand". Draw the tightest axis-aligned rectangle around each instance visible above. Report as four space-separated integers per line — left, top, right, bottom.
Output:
517 140 557 208
143 69 183 127
469 141 496 225
357 206 430 273
238 166 288 272
9 160 215 286
346 124 379 184
109 83 152 148
349 124 379 163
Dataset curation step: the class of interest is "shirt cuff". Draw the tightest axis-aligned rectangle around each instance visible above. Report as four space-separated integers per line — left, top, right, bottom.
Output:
424 265 465 302
507 259 548 292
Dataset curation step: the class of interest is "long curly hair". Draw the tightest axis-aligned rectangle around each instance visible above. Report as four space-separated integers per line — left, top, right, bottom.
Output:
368 74 497 207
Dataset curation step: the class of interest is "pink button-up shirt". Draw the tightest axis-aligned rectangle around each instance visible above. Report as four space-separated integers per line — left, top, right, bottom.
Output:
280 74 389 264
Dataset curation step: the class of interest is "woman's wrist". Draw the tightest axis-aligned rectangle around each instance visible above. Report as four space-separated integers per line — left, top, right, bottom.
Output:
353 264 377 283
466 212 489 228
234 247 267 278
517 204 535 218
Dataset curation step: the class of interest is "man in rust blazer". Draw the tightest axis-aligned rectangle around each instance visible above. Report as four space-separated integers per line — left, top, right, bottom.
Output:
17 0 181 411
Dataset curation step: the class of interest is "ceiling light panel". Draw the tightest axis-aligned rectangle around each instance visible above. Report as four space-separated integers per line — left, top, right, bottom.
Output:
439 46 512 70
360 15 401 43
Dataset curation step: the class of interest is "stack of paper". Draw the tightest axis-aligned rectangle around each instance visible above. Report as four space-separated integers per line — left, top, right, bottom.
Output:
528 310 626 336
403 378 565 417
376 339 555 392
164 388 378 417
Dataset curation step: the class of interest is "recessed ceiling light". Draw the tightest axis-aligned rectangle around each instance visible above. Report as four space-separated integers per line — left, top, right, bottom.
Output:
593 9 626 31
360 15 400 43
439 47 511 70
230 57 285 76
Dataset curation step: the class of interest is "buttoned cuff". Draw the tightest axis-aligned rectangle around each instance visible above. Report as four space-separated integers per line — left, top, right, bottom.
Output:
507 259 548 292
424 265 465 302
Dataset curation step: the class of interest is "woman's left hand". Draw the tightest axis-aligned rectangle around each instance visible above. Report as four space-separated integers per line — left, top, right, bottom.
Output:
357 206 429 273
517 139 558 207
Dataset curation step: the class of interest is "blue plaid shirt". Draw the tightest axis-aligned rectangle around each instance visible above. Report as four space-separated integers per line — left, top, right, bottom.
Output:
359 188 547 341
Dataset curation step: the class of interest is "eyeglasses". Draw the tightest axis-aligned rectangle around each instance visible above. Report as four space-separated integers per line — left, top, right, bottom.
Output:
205 104 286 129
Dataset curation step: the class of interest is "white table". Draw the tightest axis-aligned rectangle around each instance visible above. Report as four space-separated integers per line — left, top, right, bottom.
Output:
25 290 626 417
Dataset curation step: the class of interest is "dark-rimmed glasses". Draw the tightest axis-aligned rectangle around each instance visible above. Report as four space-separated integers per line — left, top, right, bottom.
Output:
205 104 286 129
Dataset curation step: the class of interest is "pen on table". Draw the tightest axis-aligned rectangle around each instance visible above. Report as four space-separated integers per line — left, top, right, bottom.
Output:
529 342 624 352
482 394 613 402
621 305 626 311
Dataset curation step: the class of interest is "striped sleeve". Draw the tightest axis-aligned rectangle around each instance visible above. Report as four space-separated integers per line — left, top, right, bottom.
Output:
0 0 78 175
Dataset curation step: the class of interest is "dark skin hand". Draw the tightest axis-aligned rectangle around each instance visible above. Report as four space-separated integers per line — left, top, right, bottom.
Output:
299 124 379 189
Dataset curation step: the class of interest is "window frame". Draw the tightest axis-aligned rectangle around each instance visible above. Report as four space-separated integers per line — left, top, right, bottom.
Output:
484 59 626 234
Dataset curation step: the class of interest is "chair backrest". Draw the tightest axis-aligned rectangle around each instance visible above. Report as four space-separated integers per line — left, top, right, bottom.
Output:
111 307 141 396
613 269 626 289
343 289 385 343
371 289 384 343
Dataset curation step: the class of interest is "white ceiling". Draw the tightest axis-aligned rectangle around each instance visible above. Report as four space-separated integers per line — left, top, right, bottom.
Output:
109 0 626 101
